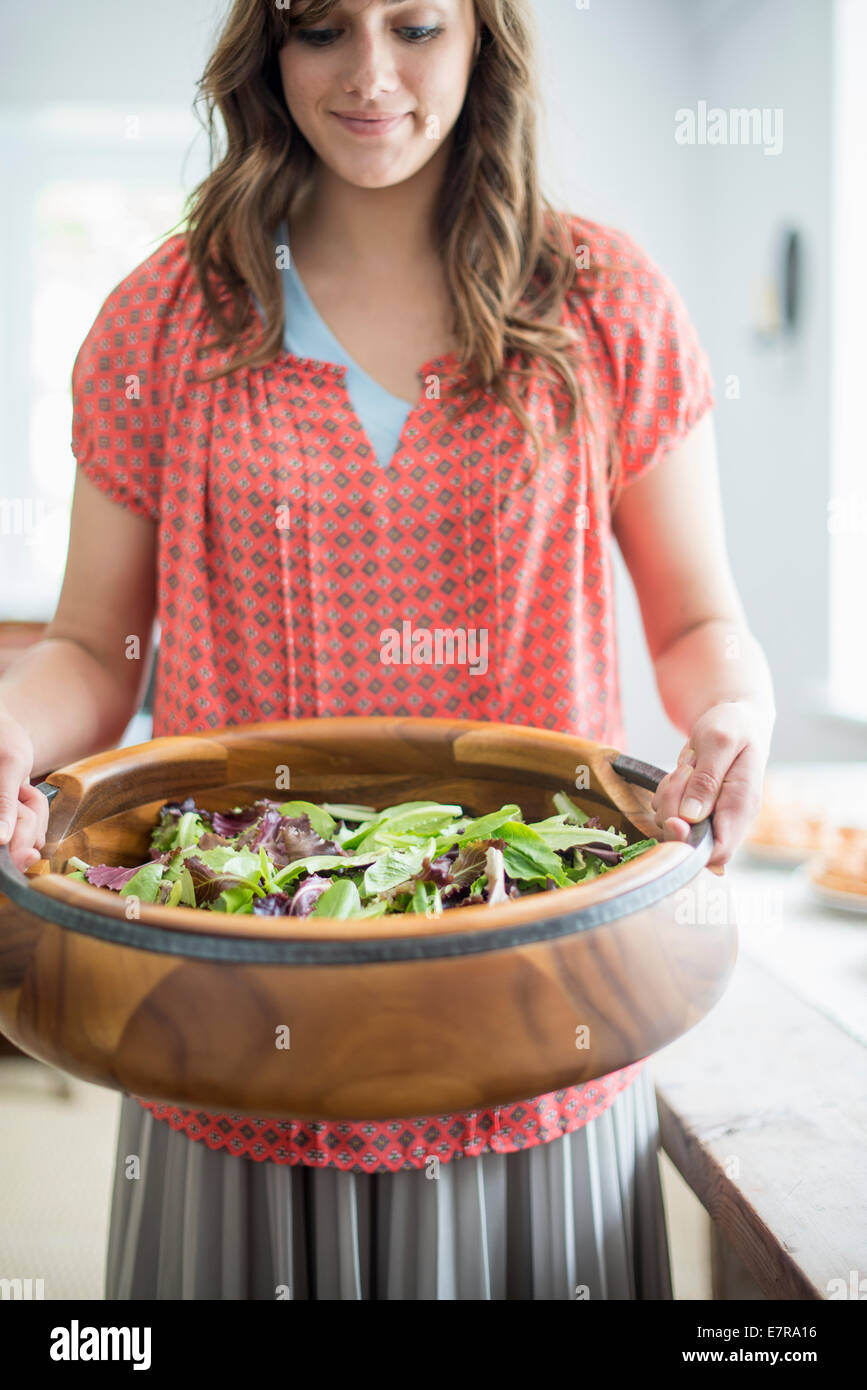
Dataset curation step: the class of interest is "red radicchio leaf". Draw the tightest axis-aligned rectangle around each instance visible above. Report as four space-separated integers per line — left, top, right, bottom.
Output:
196 831 234 851
252 891 294 916
183 855 238 907
288 874 332 917
236 811 341 869
210 806 261 837
580 842 623 865
85 863 144 890
443 838 505 896
238 808 285 854
279 818 342 866
422 853 457 887
85 851 174 891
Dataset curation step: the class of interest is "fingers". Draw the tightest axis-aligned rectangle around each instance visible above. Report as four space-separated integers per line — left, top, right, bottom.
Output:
19 781 50 850
0 761 47 873
650 751 695 832
0 751 29 847
650 713 766 874
650 745 720 868
0 754 33 872
662 814 691 842
7 796 41 872
677 721 747 825
702 744 763 869
674 718 755 870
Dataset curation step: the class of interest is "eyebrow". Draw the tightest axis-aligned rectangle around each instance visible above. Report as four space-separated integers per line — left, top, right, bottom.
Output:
293 0 447 22
331 0 442 9
319 1 433 8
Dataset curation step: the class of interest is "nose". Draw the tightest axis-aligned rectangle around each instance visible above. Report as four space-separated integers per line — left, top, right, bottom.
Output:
340 29 401 100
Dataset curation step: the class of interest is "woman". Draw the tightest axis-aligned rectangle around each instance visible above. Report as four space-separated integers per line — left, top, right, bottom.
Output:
0 0 775 1299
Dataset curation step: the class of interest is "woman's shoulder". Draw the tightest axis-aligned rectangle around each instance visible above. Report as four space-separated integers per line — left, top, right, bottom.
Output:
556 210 709 391
96 231 198 318
555 211 715 478
558 211 687 325
71 232 207 385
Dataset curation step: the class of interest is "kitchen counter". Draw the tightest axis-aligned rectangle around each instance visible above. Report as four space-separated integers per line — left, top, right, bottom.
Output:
652 762 867 1300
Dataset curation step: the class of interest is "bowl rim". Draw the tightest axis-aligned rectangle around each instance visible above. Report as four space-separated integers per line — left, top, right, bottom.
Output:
0 717 714 963
9 841 707 964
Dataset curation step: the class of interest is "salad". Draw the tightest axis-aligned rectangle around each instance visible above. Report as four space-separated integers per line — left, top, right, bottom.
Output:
64 792 658 920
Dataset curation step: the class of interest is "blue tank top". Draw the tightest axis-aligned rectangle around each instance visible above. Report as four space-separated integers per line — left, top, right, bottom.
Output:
277 220 413 468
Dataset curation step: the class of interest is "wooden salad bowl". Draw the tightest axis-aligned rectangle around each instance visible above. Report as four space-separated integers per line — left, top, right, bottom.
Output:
0 717 736 1120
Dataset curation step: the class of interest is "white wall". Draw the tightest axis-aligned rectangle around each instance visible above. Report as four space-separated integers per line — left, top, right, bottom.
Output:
685 0 863 762
537 0 864 766
0 0 221 618
1 0 224 106
536 0 710 766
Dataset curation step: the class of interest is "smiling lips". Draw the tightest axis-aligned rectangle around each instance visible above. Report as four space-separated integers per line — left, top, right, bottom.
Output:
331 111 409 135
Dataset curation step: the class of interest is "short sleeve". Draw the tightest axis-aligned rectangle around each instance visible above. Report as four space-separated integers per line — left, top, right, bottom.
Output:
70 234 190 524
577 222 715 496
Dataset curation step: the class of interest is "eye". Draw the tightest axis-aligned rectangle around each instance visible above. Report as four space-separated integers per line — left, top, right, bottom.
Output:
292 25 444 48
398 26 444 42
293 28 339 47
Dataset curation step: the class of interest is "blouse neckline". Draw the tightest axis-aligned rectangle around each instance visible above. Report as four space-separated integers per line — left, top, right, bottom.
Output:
277 220 457 404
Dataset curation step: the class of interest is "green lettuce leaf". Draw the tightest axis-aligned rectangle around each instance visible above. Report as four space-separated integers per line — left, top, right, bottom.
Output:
151 809 209 855
528 815 626 852
552 792 589 824
277 801 337 840
178 865 196 906
410 880 443 915
496 822 568 885
310 879 363 918
320 803 379 823
342 802 463 851
362 841 436 895
120 861 167 903
215 883 259 914
434 805 521 852
273 851 379 888
620 837 659 861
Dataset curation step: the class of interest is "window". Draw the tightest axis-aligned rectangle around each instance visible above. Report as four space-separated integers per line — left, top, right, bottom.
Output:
0 104 200 620
828 0 867 720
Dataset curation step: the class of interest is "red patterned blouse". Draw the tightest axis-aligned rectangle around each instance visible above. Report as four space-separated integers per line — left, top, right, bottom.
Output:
70 214 714 1172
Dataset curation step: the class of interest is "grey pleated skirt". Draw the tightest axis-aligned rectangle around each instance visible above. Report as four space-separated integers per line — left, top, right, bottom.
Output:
104 1067 672 1300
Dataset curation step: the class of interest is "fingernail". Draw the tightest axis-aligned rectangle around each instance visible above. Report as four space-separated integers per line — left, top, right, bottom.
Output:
0 821 11 844
680 797 704 820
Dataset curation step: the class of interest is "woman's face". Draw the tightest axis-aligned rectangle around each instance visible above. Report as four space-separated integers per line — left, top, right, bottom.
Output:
278 0 478 189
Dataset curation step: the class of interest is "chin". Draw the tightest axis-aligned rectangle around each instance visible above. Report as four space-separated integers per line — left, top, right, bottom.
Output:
326 153 425 189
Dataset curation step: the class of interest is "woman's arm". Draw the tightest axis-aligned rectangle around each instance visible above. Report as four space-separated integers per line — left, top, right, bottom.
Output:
611 411 776 869
0 472 157 865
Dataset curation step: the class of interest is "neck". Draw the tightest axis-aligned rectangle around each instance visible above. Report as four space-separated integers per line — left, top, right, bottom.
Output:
288 145 449 276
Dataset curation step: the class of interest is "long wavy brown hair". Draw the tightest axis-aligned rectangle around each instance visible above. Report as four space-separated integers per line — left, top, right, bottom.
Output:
183 0 619 491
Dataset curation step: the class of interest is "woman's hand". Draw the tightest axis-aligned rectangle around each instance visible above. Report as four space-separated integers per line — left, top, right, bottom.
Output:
0 708 50 873
649 700 773 872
